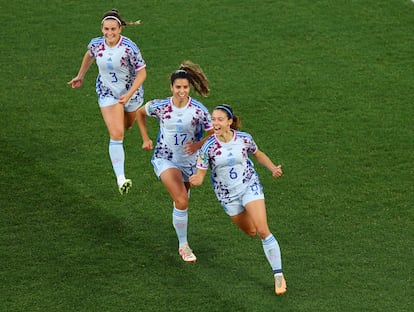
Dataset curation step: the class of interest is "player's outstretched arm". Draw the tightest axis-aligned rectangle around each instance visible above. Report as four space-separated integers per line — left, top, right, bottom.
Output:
67 52 94 88
253 149 283 179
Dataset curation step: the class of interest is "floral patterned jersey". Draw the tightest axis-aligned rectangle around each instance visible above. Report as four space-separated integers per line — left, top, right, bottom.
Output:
88 35 146 106
145 97 213 168
196 130 261 204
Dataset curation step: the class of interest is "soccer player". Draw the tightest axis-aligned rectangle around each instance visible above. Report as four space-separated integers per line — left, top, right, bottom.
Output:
68 9 146 194
136 61 214 263
189 104 287 295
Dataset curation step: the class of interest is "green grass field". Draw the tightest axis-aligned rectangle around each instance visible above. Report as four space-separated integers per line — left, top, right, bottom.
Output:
1 1 413 311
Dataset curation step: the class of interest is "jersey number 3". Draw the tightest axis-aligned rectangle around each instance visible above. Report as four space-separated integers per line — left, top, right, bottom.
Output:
109 72 118 83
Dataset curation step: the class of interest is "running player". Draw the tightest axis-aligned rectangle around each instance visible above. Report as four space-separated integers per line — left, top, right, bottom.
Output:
189 104 287 295
136 61 214 262
68 9 146 194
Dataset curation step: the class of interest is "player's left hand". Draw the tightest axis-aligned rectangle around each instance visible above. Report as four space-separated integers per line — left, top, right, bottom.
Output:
271 165 283 178
118 94 131 105
184 142 198 155
189 174 202 186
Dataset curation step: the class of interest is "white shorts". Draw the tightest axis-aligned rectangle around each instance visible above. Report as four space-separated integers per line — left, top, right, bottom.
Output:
221 180 264 217
98 97 143 113
151 157 195 182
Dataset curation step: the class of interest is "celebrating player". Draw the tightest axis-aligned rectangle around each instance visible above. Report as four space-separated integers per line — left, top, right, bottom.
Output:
68 9 146 194
189 104 287 295
136 61 214 262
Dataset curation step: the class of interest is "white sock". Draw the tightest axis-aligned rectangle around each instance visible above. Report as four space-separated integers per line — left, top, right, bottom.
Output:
109 140 125 184
262 233 282 274
117 174 126 186
172 207 188 246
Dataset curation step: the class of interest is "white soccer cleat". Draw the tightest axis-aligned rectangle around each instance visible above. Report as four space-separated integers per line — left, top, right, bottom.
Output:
179 243 197 262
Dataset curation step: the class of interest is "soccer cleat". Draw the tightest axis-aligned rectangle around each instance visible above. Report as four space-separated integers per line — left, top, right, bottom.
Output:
178 243 197 262
275 273 287 295
118 179 132 195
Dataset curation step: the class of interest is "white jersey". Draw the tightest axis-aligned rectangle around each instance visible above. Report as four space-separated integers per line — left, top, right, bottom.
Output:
88 35 146 106
145 97 213 168
196 130 262 205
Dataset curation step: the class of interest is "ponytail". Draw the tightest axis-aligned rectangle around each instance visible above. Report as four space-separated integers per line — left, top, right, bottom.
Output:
101 8 141 27
170 60 210 97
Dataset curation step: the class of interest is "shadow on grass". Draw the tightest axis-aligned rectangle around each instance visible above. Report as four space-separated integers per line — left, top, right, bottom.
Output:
1 137 271 311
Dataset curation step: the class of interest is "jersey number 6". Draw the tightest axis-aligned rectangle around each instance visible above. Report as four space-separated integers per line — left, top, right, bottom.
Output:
229 168 238 179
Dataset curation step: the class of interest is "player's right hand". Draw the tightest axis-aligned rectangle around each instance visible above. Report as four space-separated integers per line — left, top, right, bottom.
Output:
67 76 83 88
142 139 153 151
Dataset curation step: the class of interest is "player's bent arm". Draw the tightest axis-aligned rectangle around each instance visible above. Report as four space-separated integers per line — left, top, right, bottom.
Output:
119 67 147 104
184 129 215 155
136 106 153 150
189 169 207 186
253 149 283 178
195 129 215 149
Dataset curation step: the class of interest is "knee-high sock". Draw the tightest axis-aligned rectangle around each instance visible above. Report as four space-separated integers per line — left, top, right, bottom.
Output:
109 140 125 182
262 233 283 274
172 207 188 246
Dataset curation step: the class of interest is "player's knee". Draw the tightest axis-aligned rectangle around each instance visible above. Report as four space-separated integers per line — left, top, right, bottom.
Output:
174 197 189 210
110 131 124 141
257 229 270 240
244 228 257 237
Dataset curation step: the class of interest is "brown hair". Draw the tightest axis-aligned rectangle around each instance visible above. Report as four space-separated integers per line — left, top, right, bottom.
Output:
101 8 141 27
214 104 241 130
170 60 210 97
